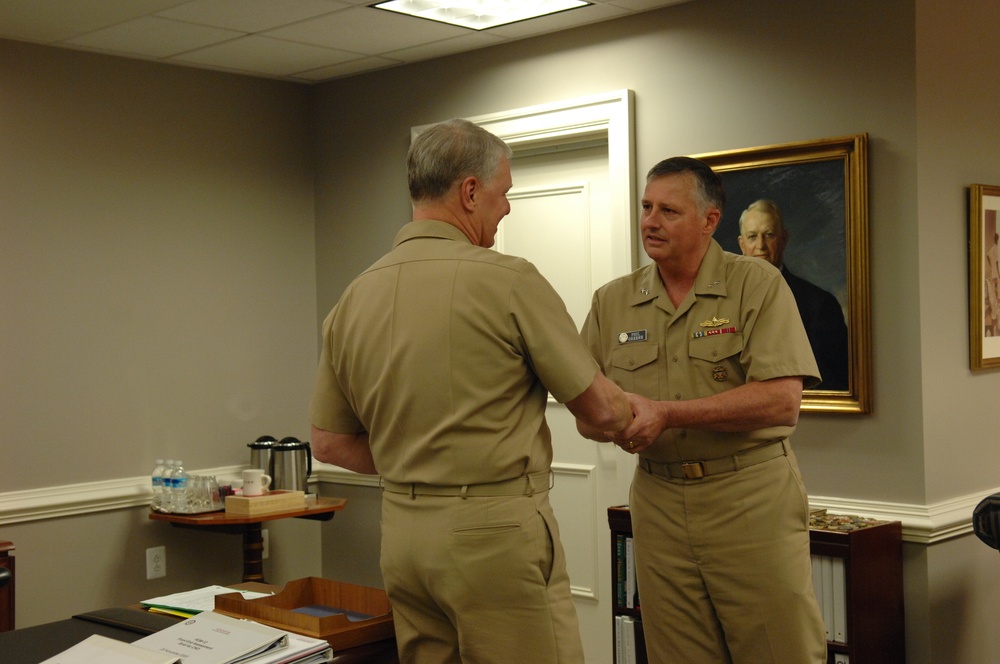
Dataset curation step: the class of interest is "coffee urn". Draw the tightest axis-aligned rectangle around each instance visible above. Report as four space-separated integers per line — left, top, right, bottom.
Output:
272 436 313 492
248 435 276 475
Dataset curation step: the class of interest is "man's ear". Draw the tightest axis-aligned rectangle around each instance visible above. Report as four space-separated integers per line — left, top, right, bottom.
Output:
703 207 722 235
460 176 478 212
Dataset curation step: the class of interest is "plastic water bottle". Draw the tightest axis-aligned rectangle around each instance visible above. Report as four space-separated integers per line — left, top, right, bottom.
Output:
161 460 176 512
150 459 166 511
171 460 190 513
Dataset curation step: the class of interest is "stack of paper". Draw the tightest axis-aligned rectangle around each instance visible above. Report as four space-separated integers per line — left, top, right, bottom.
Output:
142 586 274 618
132 611 332 664
40 634 179 664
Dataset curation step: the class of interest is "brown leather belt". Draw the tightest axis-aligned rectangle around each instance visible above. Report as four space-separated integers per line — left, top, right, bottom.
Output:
381 470 553 499
640 439 789 480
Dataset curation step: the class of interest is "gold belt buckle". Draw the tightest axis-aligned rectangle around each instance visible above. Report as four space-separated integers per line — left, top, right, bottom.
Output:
681 462 705 480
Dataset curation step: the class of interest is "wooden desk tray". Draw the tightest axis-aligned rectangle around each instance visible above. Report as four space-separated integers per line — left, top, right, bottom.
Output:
224 490 306 517
214 577 394 650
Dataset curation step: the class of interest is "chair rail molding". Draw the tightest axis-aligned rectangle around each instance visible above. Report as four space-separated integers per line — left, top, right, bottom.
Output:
0 463 983 545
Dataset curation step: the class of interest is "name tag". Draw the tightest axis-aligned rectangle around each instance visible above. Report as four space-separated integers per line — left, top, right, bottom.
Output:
617 330 647 344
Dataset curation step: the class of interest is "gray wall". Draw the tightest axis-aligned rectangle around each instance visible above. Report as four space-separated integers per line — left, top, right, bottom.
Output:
0 39 323 625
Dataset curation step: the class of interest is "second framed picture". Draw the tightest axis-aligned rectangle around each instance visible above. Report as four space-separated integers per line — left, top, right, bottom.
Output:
693 134 871 414
969 184 1000 371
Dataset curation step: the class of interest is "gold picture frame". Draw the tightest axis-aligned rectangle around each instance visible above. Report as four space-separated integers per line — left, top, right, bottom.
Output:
693 134 871 414
969 184 1000 371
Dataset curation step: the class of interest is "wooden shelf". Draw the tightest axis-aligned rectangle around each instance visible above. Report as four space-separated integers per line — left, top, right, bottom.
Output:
607 506 905 664
148 496 346 526
0 541 13 633
149 497 347 583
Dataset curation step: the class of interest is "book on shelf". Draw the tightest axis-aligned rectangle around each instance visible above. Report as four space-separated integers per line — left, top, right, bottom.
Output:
810 553 847 644
614 533 639 610
625 535 638 609
614 614 646 664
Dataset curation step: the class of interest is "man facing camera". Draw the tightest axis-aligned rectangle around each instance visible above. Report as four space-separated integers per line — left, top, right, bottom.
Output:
579 157 827 664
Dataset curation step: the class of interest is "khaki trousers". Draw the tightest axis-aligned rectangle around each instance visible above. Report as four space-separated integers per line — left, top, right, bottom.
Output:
631 451 827 664
380 489 584 664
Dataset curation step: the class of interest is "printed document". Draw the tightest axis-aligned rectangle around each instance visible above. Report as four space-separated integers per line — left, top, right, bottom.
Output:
132 610 288 664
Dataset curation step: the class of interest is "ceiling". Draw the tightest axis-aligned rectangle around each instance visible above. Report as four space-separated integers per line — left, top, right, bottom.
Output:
0 0 691 84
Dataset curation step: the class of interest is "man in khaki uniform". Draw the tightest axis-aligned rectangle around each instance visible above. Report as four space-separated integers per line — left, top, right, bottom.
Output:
578 157 827 663
310 118 635 664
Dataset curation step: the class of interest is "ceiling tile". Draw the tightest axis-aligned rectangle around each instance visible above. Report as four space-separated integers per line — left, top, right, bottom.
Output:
0 0 189 43
605 0 690 10
171 34 361 76
64 16 243 58
291 55 402 81
385 31 506 63
263 6 469 56
155 0 349 33
0 0 694 82
487 2 630 40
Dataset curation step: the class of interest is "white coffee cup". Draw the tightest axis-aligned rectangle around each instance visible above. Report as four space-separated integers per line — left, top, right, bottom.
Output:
242 468 272 496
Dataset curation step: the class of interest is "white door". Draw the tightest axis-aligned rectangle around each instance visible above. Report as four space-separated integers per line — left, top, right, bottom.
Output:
496 142 636 664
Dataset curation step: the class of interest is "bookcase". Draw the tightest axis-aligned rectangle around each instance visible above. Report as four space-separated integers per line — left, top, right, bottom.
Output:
608 506 645 664
607 507 905 664
0 541 13 632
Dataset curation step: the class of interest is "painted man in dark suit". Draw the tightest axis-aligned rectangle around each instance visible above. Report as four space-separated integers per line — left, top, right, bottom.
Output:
738 199 849 390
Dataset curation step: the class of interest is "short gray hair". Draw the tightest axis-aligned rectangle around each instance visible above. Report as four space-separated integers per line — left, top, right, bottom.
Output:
407 119 513 202
738 199 784 234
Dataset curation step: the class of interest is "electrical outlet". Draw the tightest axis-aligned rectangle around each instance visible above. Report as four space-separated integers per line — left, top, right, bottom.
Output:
262 529 269 559
146 545 166 579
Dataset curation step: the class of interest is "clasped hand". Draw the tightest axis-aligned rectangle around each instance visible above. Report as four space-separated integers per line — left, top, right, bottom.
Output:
607 393 664 454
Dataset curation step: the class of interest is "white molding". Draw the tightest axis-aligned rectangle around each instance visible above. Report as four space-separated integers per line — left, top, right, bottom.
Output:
0 465 245 525
552 461 600 602
808 491 981 544
1 463 987 546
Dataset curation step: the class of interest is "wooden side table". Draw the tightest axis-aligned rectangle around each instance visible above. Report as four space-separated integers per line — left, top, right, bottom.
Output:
149 497 347 583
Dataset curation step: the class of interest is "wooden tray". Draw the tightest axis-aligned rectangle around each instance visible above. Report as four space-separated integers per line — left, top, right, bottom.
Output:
214 577 394 650
224 490 305 517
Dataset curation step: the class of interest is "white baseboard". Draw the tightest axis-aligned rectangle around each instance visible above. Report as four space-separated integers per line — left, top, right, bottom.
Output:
0 462 986 545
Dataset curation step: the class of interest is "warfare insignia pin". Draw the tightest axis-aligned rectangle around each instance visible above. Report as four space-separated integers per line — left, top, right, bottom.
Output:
699 316 731 328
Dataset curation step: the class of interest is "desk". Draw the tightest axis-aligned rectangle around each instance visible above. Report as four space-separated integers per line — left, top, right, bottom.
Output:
0 600 398 663
149 497 347 583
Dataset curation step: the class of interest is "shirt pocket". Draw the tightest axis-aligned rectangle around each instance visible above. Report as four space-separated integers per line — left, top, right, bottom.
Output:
687 333 745 385
609 343 659 394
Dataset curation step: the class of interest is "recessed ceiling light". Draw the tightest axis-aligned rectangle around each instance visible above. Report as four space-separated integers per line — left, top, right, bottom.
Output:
372 0 592 31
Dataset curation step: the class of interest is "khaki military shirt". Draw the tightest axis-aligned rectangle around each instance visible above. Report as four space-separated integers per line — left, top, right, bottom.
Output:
311 220 599 485
582 239 819 464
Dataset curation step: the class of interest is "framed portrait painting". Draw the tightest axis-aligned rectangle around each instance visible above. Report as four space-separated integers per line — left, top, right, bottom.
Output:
693 134 872 414
969 184 1000 371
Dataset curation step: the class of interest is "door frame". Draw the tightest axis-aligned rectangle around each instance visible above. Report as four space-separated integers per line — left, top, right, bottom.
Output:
415 89 637 278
